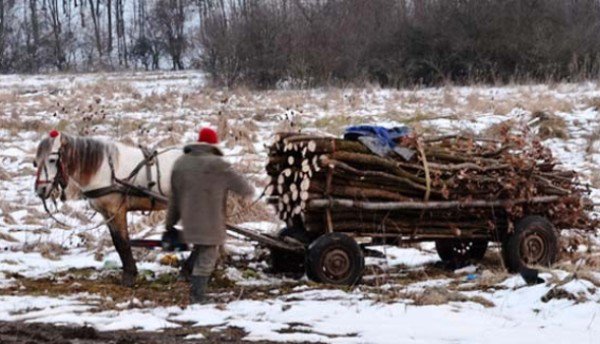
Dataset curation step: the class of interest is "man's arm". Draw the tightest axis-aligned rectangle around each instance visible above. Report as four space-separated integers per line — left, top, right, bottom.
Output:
226 167 255 198
165 169 181 229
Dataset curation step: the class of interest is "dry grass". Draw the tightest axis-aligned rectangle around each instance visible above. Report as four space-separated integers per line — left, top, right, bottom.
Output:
0 200 20 225
409 286 495 308
584 96 600 110
22 242 67 260
540 267 600 303
129 211 167 235
0 231 18 242
0 118 53 136
584 124 600 157
0 166 10 180
218 116 260 153
227 195 274 224
465 92 493 113
443 88 459 108
313 115 354 135
530 110 569 140
482 119 516 139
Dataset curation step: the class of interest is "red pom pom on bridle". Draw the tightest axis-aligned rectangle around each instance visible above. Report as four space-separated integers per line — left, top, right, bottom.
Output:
49 130 60 138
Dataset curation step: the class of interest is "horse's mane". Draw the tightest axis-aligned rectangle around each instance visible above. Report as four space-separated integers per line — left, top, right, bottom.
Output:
37 134 116 183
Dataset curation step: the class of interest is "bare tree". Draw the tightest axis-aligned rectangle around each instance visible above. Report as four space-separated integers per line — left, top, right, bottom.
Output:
115 0 128 66
29 0 40 69
47 0 67 70
107 0 112 54
88 0 102 58
0 0 4 70
153 0 187 70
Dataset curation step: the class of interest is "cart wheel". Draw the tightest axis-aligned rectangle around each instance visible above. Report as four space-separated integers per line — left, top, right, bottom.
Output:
269 227 307 274
305 233 364 285
503 216 558 272
435 239 489 268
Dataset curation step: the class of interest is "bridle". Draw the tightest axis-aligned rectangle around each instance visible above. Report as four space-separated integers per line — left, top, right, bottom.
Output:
35 148 69 201
34 142 79 227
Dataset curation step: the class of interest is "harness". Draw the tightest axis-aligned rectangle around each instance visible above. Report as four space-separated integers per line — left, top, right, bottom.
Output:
82 145 170 204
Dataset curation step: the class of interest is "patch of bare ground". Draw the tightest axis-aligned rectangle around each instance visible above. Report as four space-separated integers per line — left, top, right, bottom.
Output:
364 265 498 308
0 263 307 309
1 270 191 308
363 263 454 290
0 321 300 344
276 322 356 340
0 256 510 311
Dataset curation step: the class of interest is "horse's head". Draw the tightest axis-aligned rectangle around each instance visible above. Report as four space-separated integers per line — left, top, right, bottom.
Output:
34 130 70 199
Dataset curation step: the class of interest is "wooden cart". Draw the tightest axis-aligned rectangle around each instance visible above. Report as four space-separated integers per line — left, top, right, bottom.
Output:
266 195 562 286
130 194 562 286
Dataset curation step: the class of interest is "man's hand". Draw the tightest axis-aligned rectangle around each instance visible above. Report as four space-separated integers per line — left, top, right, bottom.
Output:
161 227 178 251
161 227 188 252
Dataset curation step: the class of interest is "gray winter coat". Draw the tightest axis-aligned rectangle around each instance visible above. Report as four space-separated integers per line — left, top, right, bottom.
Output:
165 144 254 245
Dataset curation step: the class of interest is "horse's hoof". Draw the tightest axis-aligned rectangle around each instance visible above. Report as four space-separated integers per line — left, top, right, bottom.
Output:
121 273 137 287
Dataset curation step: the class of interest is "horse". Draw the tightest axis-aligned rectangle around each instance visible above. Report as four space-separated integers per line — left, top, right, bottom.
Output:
34 130 183 286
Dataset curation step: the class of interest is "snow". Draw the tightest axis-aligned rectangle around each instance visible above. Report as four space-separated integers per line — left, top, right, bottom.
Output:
1 72 600 342
370 244 440 268
185 333 206 340
0 282 598 343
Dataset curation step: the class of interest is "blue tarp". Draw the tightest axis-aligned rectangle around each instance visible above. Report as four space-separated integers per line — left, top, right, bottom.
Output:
343 125 413 159
344 125 411 148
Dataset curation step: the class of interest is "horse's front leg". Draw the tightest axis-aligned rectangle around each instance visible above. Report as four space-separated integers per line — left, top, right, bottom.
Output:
107 210 138 287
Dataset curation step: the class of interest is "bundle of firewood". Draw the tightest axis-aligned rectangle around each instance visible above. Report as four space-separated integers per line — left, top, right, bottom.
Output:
265 130 592 236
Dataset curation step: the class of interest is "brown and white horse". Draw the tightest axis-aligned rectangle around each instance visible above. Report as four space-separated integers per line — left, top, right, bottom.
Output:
34 131 183 286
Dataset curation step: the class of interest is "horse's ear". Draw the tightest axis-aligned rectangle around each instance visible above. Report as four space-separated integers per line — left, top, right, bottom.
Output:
60 133 70 147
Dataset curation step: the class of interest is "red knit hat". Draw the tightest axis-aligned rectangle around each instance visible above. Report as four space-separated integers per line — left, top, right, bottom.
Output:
198 127 219 144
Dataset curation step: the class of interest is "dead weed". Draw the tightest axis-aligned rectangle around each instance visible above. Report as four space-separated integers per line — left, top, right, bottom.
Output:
410 286 495 308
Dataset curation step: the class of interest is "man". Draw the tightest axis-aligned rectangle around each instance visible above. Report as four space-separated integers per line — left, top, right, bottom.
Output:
166 127 254 304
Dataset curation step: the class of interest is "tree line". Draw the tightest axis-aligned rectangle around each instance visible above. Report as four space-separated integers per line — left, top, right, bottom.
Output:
0 0 198 72
3 0 600 88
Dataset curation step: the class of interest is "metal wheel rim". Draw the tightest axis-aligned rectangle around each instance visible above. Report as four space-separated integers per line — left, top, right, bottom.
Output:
320 248 352 281
520 231 548 265
452 241 473 257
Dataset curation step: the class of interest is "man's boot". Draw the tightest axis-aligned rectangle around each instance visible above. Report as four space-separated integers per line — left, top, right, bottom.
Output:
179 249 200 282
189 276 209 304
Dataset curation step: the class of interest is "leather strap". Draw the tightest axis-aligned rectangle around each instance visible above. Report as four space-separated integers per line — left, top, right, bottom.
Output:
83 146 168 202
83 186 123 199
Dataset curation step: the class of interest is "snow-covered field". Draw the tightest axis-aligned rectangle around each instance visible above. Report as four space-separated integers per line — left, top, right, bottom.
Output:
1 71 600 343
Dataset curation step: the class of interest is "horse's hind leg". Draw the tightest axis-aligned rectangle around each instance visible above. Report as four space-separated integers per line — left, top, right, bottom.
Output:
107 211 138 287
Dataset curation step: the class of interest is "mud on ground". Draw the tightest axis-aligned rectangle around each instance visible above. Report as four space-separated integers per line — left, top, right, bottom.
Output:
0 321 302 344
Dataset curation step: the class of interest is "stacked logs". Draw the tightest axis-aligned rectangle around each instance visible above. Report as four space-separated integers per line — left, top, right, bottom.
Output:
265 131 591 237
